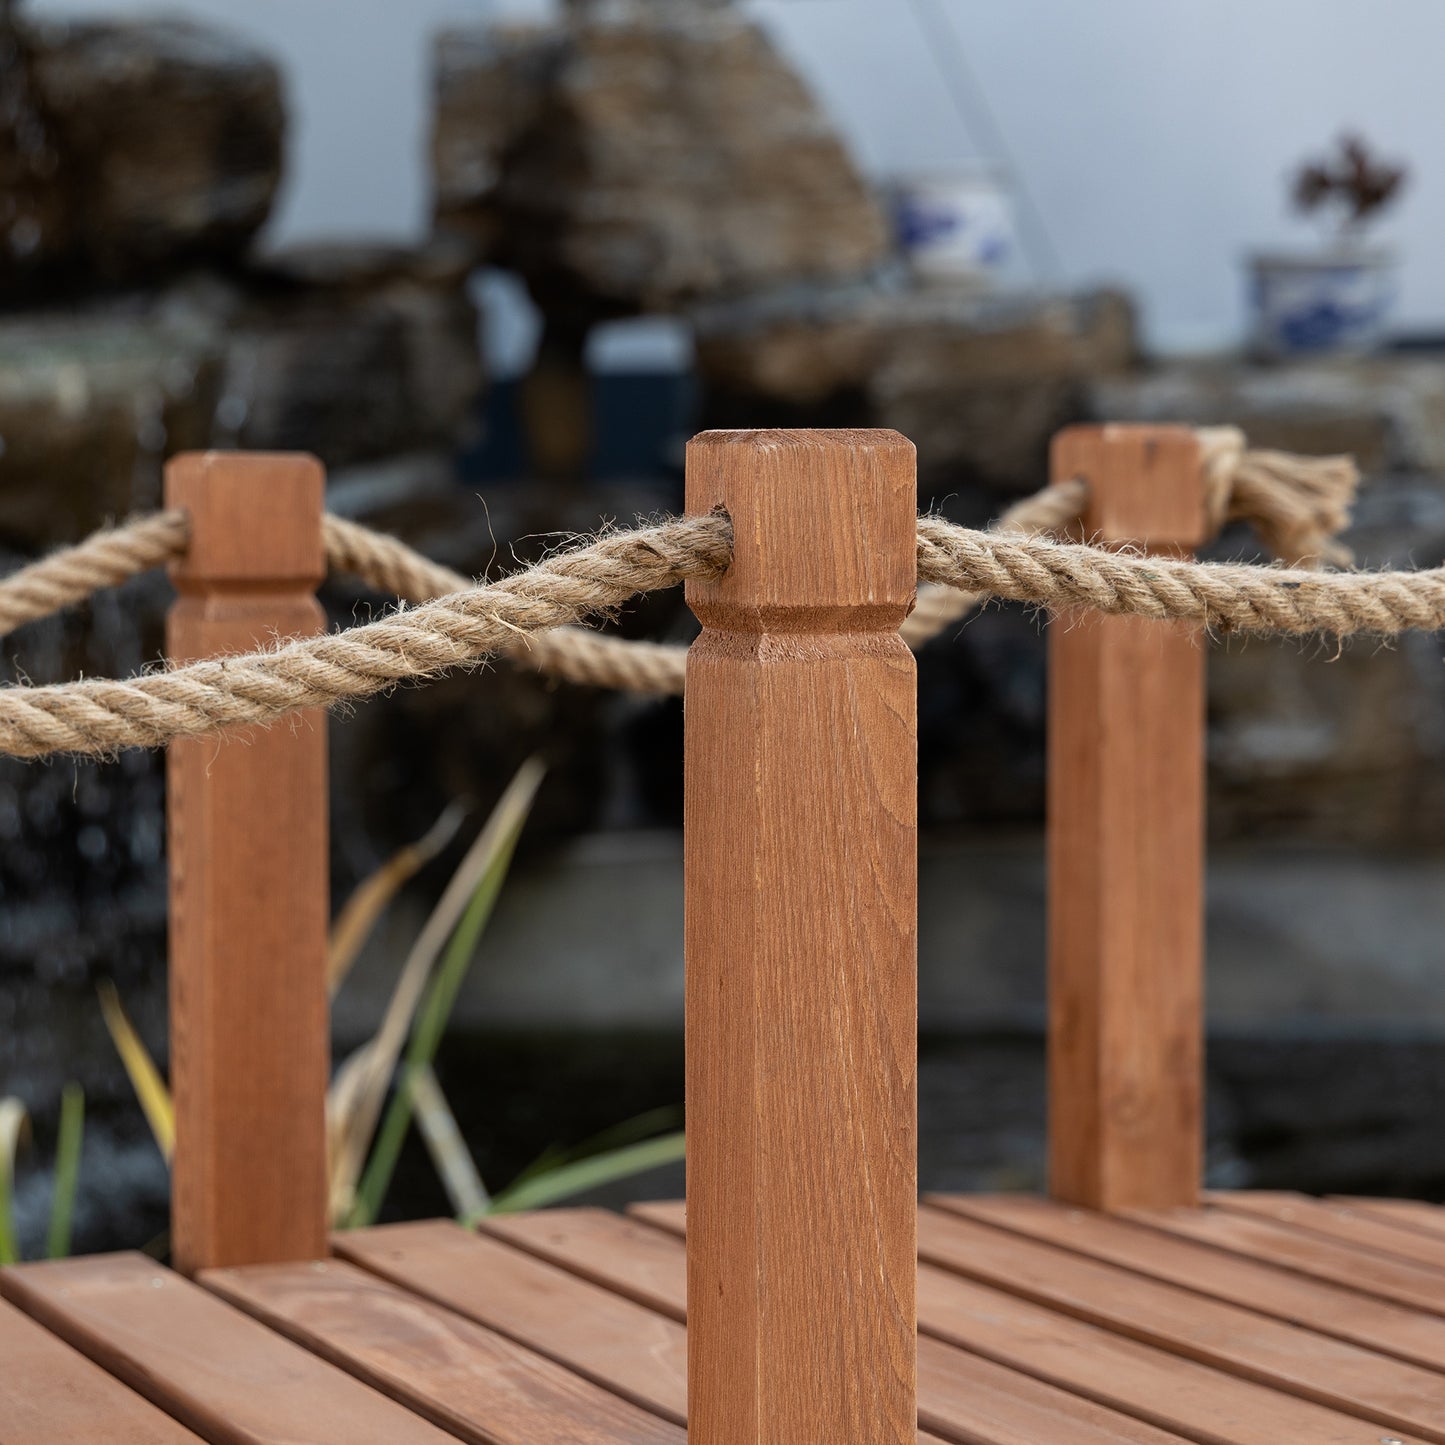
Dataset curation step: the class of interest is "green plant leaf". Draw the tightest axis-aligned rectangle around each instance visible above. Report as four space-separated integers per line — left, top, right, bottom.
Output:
410 1064 489 1219
341 758 545 1227
0 1097 31 1265
98 982 173 1162
46 1084 84 1260
505 1105 684 1190
483 1131 685 1217
328 801 468 996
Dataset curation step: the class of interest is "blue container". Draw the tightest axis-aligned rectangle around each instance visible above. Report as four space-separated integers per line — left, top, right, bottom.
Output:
1247 249 1396 356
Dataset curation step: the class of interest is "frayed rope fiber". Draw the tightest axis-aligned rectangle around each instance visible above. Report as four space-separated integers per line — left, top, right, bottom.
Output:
0 433 1358 702
3 505 1445 759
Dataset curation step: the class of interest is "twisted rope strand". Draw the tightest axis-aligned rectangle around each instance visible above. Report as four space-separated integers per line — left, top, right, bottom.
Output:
0 515 733 760
3 510 1445 759
0 511 190 636
0 439 1358 700
914 518 1445 634
320 515 693 695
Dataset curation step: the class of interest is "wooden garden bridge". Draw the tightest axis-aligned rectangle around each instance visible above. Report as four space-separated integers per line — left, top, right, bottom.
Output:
3 426 1445 1444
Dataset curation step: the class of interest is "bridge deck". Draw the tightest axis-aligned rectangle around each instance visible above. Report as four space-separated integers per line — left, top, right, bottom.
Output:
4 1192 1445 1444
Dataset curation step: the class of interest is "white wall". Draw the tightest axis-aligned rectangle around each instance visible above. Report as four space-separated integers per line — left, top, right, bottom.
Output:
30 0 1445 354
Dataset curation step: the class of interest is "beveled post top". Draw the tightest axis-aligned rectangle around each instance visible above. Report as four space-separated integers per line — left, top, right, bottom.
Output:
166 451 325 587
685 429 916 632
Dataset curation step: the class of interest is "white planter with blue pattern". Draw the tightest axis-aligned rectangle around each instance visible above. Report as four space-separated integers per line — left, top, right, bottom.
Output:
887 167 1018 288
1247 248 1396 356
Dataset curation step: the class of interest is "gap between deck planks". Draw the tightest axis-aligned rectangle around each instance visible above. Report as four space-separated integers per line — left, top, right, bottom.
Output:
0 1253 460 1445
0 1295 205 1445
7 1194 1445 1445
627 1199 1444 1444
338 1216 1182 1445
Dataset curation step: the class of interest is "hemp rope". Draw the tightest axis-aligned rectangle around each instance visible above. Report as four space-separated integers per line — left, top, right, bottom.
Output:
4 505 1445 760
0 435 1358 700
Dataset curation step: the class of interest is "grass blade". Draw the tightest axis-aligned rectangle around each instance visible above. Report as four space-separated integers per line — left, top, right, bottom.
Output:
504 1106 683 1191
333 757 545 1225
484 1131 686 1217
410 1065 489 1219
0 1097 31 1265
328 801 468 995
45 1084 84 1259
98 981 174 1163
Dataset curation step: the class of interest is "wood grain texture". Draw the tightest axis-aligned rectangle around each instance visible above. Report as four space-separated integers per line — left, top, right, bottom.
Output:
910 1201 1445 1438
165 451 330 1272
204 1254 681 1445
1215 1191 1445 1271
0 1253 454 1444
0 1294 205 1444
913 1260 1427 1445
1331 1195 1445 1242
480 1207 690 1320
334 1220 688 1424
1047 426 1207 1212
480 1206 1187 1445
935 1193 1445 1371
683 430 918 1445
1137 1204 1445 1316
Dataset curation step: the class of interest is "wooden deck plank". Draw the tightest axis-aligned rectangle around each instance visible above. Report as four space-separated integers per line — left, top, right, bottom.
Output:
629 1200 1431 1444
0 1294 206 1444
1330 1196 1445 1242
933 1192 1445 1372
333 1220 689 1425
347 1217 1076 1445
909 1200 1445 1438
1139 1202 1445 1317
0 1253 455 1445
1215 1191 1445 1271
487 1208 1190 1445
204 1254 681 1445
480 1208 690 1320
915 1263 1433 1445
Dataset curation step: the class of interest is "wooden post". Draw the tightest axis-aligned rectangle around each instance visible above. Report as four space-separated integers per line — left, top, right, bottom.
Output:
166 452 330 1274
1047 424 1208 1212
684 429 918 1445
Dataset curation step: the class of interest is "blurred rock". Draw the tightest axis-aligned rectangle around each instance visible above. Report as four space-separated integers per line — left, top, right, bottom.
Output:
697 284 1138 494
219 242 484 469
0 8 70 287
1091 356 1445 476
2 14 283 290
0 296 223 548
0 244 483 549
1206 470 1445 846
432 0 889 315
432 24 564 260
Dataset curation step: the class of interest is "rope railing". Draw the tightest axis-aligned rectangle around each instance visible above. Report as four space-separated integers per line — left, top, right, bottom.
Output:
5 503 1445 759
0 429 1358 695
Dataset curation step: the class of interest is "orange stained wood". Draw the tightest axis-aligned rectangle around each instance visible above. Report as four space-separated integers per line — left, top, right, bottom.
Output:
936 1192 1445 1371
683 429 919 1445
912 1261 1421 1444
910 1201 1445 1438
0 1296 205 1445
1331 1194 1445 1241
0 1252 457 1444
205 1254 681 1445
1136 1200 1445 1317
333 1219 689 1424
478 1207 1191 1445
1047 425 1209 1212
339 1212 1189 1445
165 451 331 1273
1214 1190 1445 1270
628 1198 1440 1443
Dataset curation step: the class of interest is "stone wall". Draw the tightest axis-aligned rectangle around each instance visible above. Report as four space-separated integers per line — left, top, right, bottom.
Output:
432 0 889 320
